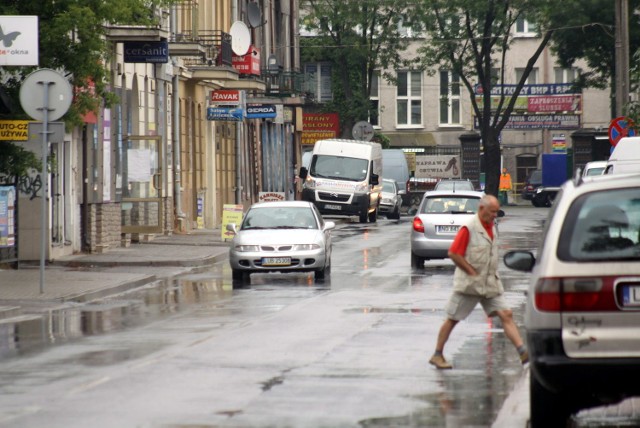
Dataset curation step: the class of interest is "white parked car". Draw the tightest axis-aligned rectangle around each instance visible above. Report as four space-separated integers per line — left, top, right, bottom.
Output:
227 201 335 284
503 173 640 427
379 178 402 219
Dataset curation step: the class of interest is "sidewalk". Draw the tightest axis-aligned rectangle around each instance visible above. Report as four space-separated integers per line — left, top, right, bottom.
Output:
0 228 230 319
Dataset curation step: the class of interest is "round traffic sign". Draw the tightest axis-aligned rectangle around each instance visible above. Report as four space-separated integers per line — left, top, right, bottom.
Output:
608 116 636 146
19 68 73 122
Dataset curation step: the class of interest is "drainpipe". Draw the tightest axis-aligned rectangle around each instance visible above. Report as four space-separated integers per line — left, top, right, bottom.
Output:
171 6 186 222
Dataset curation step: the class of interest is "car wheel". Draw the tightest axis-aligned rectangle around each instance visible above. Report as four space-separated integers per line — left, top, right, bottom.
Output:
392 205 401 219
368 207 378 223
411 252 425 269
231 269 249 284
529 372 574 428
359 210 368 223
531 197 541 207
315 264 330 282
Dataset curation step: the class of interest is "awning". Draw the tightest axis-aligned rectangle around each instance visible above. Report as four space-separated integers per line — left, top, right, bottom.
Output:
384 131 436 147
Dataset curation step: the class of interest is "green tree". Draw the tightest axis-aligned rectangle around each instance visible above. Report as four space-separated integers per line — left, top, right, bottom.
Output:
414 0 555 196
546 0 640 107
0 0 178 178
0 0 179 125
300 0 414 137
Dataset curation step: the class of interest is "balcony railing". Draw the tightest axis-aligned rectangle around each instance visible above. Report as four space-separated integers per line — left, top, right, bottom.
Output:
179 31 231 67
261 70 306 97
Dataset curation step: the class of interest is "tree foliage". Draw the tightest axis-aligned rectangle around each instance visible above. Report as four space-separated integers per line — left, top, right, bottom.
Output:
0 0 179 126
546 0 640 92
413 0 555 196
0 0 179 179
300 0 414 137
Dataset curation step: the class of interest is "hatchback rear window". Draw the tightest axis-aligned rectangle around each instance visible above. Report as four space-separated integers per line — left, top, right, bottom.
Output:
558 189 640 261
421 197 479 214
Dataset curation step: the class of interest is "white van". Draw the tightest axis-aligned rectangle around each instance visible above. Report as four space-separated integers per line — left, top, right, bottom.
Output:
299 139 382 223
382 149 411 206
605 137 640 175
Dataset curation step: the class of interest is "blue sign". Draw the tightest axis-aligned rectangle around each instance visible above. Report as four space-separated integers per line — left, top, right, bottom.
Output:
207 107 244 121
124 41 169 63
246 104 277 119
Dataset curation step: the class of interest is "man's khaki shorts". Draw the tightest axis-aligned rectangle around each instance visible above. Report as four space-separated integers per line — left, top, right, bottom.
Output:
445 291 510 321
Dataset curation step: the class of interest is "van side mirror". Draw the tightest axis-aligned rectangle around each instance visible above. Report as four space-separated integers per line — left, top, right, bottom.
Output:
299 167 308 180
370 173 379 186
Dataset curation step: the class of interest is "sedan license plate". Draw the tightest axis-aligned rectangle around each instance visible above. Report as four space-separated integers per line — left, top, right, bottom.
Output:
437 225 460 233
262 257 291 266
325 204 341 210
622 285 640 307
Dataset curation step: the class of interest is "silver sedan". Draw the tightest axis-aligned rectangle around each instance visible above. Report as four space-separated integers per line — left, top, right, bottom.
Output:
410 190 485 269
227 201 335 283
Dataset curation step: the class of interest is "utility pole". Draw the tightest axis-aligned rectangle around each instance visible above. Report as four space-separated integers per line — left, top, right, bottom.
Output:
615 0 630 117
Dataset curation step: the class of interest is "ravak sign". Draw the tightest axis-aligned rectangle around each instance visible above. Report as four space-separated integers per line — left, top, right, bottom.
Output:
123 41 168 63
246 104 276 119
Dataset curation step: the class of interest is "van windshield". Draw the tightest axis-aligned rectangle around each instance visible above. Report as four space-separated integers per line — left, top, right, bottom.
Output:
310 155 369 182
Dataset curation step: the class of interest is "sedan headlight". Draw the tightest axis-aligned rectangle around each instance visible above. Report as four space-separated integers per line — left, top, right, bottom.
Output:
382 197 393 205
234 245 260 252
291 243 321 251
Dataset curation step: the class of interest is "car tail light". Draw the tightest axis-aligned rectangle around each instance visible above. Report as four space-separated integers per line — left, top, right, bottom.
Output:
534 277 618 312
412 217 424 233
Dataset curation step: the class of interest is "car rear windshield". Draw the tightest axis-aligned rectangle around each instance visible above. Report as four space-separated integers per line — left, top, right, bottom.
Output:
421 197 479 214
558 189 640 261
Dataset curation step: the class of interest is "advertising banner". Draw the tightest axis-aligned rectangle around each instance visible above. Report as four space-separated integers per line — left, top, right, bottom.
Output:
302 113 340 145
123 41 169 63
222 204 244 240
0 16 38 66
414 155 461 179
0 186 16 247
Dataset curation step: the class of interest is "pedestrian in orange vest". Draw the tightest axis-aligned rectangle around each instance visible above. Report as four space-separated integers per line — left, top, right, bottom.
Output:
499 168 512 205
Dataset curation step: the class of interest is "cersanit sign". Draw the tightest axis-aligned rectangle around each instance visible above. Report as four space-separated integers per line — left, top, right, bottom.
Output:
123 41 169 63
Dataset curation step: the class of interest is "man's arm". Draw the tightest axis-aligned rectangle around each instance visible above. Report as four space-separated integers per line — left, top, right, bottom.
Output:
448 251 478 276
447 226 478 276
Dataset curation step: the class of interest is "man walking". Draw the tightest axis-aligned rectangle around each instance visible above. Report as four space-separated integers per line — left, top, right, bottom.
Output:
429 194 528 369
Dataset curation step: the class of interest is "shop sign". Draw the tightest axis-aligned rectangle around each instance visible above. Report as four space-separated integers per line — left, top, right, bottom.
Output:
207 107 244 121
232 46 261 76
246 104 276 119
123 41 168 63
0 120 30 141
0 16 38 66
210 90 240 105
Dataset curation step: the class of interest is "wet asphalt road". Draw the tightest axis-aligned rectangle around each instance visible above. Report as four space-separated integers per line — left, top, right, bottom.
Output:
0 207 556 427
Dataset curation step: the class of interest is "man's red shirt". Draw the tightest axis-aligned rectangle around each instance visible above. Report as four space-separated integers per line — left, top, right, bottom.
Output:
449 219 494 256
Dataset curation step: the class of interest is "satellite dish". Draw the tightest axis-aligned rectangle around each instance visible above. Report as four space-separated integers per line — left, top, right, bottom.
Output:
230 21 251 56
352 121 375 141
247 2 262 28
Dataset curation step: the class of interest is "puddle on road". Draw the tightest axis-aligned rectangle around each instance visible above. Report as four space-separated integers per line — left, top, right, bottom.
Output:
0 272 235 360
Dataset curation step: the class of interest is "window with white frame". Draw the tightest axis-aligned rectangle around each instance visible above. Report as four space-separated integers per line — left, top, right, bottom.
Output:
439 70 461 125
369 71 380 127
396 70 422 126
304 62 333 103
515 17 537 35
515 67 538 84
554 67 580 84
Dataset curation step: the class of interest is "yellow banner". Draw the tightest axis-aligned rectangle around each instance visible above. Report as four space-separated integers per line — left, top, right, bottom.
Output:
221 204 244 240
0 120 30 141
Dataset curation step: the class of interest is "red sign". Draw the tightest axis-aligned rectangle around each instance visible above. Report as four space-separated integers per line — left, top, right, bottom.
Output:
528 94 581 113
210 90 240 105
302 113 340 145
232 45 261 76
609 116 636 146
